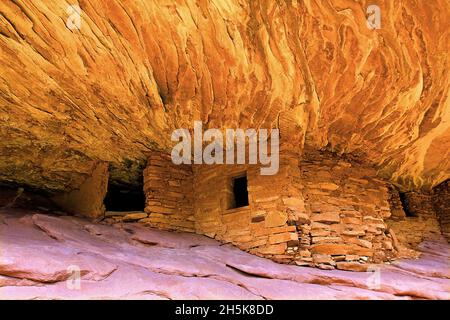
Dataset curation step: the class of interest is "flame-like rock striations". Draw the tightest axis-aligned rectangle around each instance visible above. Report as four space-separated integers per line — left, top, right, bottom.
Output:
0 0 448 192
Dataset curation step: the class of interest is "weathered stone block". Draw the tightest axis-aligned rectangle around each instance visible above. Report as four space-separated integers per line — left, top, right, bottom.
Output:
265 211 288 228
311 244 373 256
123 212 148 221
311 212 340 224
336 262 370 272
268 232 297 245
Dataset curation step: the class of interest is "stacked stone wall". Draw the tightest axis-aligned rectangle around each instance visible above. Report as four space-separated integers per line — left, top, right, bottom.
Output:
432 180 450 242
140 150 446 270
298 150 395 270
142 152 195 232
386 191 441 251
193 150 303 263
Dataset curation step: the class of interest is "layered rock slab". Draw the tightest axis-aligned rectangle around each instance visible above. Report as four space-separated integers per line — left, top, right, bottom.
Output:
0 210 449 300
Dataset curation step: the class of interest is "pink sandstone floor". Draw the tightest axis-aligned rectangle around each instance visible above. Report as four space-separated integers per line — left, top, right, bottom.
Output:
0 209 449 300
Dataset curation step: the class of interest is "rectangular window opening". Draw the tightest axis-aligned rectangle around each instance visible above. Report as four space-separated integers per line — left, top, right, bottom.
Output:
229 174 249 209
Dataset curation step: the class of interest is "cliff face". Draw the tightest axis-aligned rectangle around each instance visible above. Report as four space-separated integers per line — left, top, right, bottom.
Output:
0 0 449 193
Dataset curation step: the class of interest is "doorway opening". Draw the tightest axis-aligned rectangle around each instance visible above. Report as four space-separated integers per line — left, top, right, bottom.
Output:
104 180 145 212
399 192 416 217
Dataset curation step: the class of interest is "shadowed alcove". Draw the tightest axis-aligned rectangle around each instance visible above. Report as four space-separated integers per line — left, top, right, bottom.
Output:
104 181 145 212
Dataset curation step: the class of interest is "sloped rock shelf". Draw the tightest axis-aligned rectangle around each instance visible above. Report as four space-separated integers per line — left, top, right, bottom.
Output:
0 209 448 300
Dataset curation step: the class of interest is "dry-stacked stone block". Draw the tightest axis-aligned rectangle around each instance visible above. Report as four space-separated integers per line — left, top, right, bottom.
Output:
142 152 195 232
298 150 395 270
386 185 406 220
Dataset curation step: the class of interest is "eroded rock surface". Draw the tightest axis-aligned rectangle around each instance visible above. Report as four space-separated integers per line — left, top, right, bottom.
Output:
1 209 448 300
0 0 449 193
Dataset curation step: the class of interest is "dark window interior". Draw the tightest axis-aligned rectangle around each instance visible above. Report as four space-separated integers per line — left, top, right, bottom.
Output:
399 192 416 217
230 175 249 209
104 182 145 212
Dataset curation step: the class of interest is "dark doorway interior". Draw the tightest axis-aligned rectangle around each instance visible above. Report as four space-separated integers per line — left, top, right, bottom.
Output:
399 192 416 217
230 175 249 209
104 182 145 212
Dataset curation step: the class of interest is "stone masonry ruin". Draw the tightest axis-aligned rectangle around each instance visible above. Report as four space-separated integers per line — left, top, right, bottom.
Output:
93 147 447 272
9 139 446 273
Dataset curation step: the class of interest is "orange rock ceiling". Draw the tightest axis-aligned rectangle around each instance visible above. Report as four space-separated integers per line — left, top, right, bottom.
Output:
0 0 448 193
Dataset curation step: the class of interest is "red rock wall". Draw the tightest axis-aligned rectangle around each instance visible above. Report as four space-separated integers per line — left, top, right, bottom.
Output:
2 1 449 195
142 152 195 232
432 180 450 242
51 162 109 219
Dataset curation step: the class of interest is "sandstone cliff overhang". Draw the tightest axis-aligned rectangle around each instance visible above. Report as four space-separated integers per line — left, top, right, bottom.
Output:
0 0 449 194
